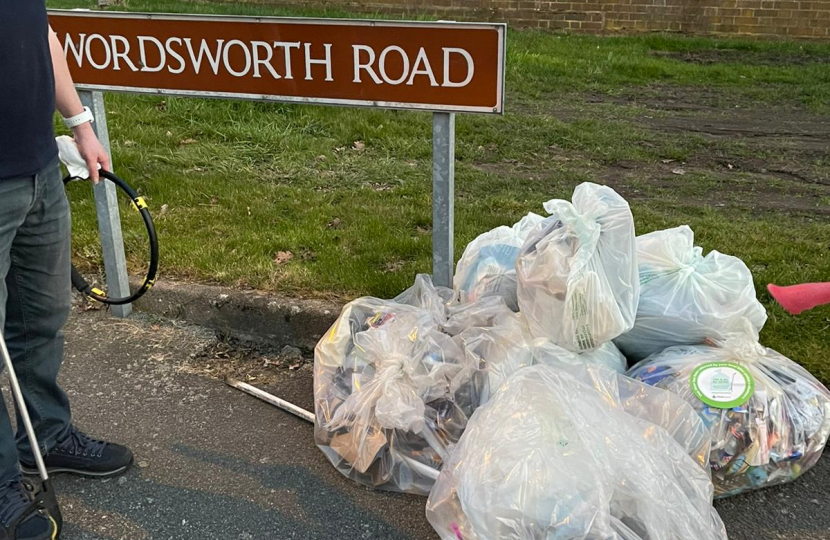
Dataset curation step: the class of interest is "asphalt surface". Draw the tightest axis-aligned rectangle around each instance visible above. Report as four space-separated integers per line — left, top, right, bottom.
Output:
3 308 828 539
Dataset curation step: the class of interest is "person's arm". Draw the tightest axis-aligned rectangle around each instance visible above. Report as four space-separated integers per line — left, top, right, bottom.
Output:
48 26 110 182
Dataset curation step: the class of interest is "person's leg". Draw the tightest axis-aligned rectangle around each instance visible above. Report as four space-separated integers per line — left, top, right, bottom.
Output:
0 175 37 485
10 160 132 478
3 159 73 460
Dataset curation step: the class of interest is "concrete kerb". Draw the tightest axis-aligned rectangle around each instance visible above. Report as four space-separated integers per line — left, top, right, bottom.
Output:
127 278 341 351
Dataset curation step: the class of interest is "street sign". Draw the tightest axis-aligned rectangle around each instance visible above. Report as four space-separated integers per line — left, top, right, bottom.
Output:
49 10 507 309
50 11 506 114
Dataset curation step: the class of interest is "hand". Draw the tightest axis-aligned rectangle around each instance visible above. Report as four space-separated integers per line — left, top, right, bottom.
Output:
72 123 111 184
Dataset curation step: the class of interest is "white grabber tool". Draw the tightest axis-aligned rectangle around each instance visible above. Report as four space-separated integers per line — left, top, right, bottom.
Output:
0 331 62 537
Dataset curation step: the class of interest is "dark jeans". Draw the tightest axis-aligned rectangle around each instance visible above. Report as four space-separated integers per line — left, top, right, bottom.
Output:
0 158 72 484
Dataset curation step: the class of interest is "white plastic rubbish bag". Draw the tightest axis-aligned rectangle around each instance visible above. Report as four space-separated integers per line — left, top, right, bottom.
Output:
449 313 628 413
629 333 830 498
314 277 468 496
579 341 627 374
454 213 544 310
615 225 767 362
452 315 535 409
426 363 725 540
516 183 639 352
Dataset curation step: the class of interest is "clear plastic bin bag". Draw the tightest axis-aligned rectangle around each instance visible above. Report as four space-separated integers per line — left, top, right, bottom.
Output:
451 316 535 411
314 277 468 496
442 296 520 337
449 318 629 415
394 273 454 325
426 363 724 540
615 225 767 362
454 213 544 310
628 334 830 498
516 183 639 352
579 341 627 374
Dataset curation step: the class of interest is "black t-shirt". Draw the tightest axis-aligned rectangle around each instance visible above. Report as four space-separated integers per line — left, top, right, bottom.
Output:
0 0 58 180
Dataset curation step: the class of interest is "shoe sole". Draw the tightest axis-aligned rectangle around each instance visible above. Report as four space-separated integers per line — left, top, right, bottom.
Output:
20 459 133 479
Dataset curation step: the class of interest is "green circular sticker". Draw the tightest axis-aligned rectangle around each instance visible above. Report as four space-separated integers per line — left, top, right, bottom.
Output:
690 362 755 409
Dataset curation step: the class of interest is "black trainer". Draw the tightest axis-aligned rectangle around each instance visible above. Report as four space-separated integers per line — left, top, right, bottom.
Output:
0 477 58 540
20 427 133 478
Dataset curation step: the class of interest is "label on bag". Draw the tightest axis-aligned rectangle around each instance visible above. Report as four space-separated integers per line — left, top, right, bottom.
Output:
690 361 755 409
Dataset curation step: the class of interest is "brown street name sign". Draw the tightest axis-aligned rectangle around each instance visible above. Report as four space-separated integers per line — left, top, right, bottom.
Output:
49 10 506 114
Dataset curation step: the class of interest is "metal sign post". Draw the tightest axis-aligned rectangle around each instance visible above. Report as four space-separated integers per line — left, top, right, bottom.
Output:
432 113 455 289
78 90 132 318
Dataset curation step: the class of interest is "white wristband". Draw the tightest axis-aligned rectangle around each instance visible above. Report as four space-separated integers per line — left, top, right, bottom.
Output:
63 106 94 129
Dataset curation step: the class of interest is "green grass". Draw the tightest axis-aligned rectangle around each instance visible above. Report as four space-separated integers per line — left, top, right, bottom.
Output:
50 0 830 380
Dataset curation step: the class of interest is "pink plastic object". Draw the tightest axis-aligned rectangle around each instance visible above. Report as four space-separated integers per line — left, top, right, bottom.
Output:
768 282 830 315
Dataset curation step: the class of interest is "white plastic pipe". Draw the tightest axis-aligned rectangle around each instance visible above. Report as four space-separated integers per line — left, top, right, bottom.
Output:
225 378 315 424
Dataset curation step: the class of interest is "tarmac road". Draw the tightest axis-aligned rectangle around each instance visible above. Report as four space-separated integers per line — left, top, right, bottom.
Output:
6 309 826 540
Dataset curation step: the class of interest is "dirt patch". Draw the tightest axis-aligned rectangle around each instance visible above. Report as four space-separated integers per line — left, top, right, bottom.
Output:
179 336 317 414
638 113 830 154
474 149 829 218
597 162 830 217
182 337 313 386
652 49 830 67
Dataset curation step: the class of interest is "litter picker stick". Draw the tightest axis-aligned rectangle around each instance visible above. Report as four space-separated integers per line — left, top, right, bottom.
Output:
225 378 315 424
0 331 50 483
0 329 62 531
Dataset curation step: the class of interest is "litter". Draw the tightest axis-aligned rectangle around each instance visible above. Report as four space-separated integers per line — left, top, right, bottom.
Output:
454 213 543 310
313 276 467 496
442 295 519 336
628 331 830 498
615 225 767 362
426 363 725 540
298 179 826 535
516 183 639 352
226 378 314 423
452 314 535 409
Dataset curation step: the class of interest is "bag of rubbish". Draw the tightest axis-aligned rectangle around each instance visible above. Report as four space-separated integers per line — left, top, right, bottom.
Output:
449 309 628 413
451 316 535 410
394 273 454 325
580 341 627 374
454 213 544 310
516 183 639 352
615 225 767 362
442 295 520 337
314 278 469 496
426 363 725 540
629 333 830 498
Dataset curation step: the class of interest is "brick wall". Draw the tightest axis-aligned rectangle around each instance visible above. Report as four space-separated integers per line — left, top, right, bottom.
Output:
228 0 830 38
